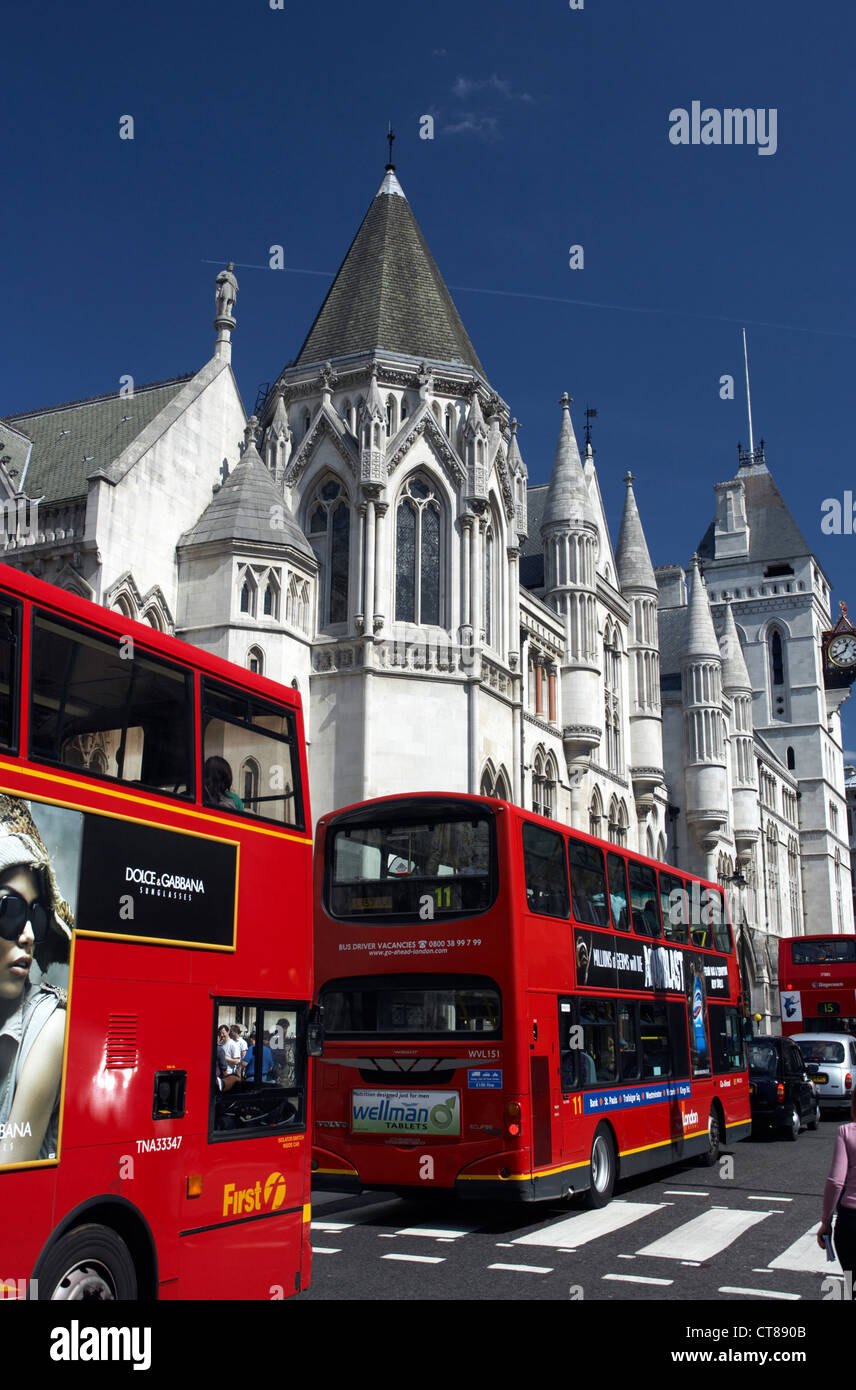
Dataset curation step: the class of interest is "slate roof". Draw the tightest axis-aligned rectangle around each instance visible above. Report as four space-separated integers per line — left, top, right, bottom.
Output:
657 606 687 684
179 441 313 558
295 170 487 378
1 377 194 503
697 464 813 567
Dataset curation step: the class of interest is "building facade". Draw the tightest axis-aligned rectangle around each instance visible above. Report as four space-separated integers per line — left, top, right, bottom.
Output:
1 161 852 1030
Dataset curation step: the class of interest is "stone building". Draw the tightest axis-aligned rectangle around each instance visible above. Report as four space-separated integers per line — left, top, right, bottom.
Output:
1 158 852 1030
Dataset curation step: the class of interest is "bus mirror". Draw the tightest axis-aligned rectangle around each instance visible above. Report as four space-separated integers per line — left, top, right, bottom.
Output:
307 1005 324 1058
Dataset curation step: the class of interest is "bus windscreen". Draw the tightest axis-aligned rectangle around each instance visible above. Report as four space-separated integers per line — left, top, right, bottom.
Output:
328 815 495 921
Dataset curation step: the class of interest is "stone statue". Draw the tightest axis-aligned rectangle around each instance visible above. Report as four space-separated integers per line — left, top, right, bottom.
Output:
215 262 239 320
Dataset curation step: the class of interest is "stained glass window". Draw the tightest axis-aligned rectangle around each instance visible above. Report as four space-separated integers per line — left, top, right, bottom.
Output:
395 477 442 625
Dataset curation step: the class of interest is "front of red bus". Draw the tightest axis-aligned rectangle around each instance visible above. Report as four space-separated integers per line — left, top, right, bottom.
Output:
312 794 532 1199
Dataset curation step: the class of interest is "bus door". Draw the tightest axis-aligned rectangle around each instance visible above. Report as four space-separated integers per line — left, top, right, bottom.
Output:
529 998 560 1170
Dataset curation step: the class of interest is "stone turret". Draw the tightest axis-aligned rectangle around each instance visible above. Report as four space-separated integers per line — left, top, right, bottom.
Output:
682 556 728 876
541 394 601 798
508 418 528 544
616 472 664 813
265 392 291 485
359 365 386 485
718 602 759 872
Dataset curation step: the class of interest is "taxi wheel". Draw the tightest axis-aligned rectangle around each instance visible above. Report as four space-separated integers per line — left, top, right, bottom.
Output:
808 1102 821 1131
784 1105 801 1141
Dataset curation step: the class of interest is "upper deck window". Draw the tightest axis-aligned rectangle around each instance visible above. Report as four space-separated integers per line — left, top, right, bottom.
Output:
327 811 495 923
791 939 856 965
201 679 304 830
30 611 192 797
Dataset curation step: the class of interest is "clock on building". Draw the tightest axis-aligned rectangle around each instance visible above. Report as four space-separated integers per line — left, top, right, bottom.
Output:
822 603 856 687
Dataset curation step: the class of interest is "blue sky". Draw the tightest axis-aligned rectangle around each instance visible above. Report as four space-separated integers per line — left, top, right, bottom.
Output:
5 0 856 753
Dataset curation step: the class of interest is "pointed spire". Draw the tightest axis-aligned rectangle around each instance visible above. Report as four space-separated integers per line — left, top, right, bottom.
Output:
542 393 595 529
719 603 752 692
616 472 657 593
465 389 487 435
362 364 385 421
241 415 264 464
270 392 289 435
508 417 527 478
685 556 721 661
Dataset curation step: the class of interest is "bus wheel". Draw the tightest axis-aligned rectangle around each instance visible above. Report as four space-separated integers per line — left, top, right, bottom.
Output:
697 1106 722 1167
584 1126 616 1209
37 1224 137 1301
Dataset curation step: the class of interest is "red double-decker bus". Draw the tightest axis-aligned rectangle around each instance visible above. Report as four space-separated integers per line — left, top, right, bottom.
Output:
779 935 856 1037
312 792 750 1205
0 563 316 1300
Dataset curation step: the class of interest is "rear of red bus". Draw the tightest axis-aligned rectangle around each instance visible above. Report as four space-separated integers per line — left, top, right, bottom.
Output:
779 935 856 1036
311 794 538 1199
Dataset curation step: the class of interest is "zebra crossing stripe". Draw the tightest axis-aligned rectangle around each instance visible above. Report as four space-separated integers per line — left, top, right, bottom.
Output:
767 1226 843 1275
636 1207 774 1262
512 1201 666 1249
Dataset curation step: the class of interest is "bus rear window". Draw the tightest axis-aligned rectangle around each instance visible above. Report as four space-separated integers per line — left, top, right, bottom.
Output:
791 939 856 964
328 814 495 921
320 976 501 1038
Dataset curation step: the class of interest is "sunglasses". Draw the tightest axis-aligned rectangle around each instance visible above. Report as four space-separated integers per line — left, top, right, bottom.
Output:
0 889 52 942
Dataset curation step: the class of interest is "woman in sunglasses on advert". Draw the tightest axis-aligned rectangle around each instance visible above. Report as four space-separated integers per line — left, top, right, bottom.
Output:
0 795 73 1166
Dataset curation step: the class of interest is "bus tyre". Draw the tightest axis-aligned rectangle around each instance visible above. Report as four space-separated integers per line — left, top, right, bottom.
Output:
698 1106 722 1167
584 1126 616 1209
37 1224 137 1301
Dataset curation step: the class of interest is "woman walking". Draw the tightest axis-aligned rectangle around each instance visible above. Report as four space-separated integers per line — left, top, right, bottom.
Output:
817 1089 856 1298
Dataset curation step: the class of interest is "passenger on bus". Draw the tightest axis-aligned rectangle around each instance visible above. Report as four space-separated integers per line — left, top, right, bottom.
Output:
203 757 244 813
0 794 74 1165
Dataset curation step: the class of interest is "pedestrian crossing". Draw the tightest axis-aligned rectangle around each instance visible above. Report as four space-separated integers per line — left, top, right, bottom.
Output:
308 1192 846 1295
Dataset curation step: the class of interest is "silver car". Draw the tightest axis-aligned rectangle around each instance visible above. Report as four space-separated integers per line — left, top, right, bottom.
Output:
793 1033 856 1112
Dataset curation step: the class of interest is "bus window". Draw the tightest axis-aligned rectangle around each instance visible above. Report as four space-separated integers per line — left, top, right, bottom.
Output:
709 1004 745 1073
558 998 580 1091
522 823 569 919
792 939 856 964
640 1001 672 1078
607 852 630 932
568 838 609 926
618 1001 640 1080
328 813 494 921
659 871 689 945
0 597 21 752
30 611 193 796
320 976 501 1038
578 998 618 1084
211 1000 306 1138
708 888 732 953
202 679 304 828
628 860 661 938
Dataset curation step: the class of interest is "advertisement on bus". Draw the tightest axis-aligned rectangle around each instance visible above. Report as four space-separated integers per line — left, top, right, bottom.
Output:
0 791 82 1171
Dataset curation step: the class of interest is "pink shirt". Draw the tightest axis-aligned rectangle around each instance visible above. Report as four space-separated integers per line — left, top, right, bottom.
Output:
822 1121 856 1225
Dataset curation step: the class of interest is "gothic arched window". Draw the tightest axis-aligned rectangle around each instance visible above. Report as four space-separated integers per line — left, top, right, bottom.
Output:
308 478 350 627
241 757 260 812
589 788 602 840
786 745 795 770
238 566 257 617
395 475 442 626
262 571 280 619
768 627 789 720
246 646 264 676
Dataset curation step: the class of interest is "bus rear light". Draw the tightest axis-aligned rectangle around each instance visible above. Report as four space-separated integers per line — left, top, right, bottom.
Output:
504 1101 522 1137
186 1174 203 1198
776 1083 784 1102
